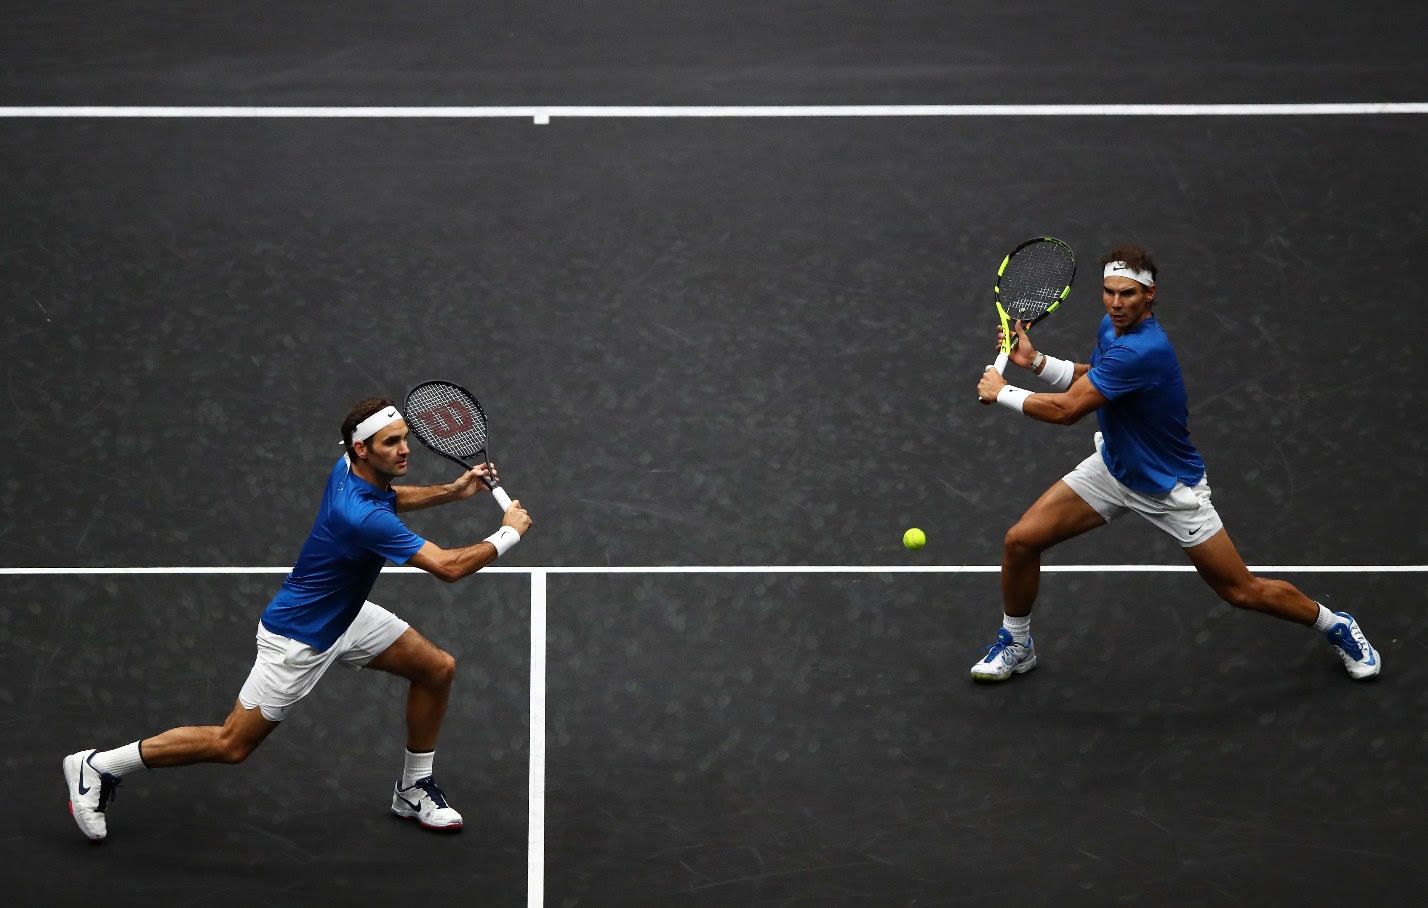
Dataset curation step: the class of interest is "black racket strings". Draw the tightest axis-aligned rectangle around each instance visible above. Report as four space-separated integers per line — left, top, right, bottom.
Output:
1002 242 1075 319
405 384 490 461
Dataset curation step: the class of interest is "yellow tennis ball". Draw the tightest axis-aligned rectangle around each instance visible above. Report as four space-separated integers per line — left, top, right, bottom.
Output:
903 527 926 550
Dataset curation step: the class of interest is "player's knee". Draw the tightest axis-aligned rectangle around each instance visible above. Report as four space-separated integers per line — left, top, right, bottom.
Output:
1003 522 1042 557
214 732 260 764
1217 579 1262 611
430 649 456 687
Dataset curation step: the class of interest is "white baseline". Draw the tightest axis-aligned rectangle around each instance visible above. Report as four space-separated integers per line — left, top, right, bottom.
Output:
0 103 1425 121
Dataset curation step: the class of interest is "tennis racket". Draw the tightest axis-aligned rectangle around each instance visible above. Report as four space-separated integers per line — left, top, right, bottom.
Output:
991 237 1076 374
403 380 514 512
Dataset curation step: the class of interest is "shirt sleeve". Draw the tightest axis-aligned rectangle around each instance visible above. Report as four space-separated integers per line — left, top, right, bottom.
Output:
352 508 426 564
1086 341 1153 401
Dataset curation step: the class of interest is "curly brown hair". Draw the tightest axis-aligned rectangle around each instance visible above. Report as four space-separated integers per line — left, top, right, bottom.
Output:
1100 245 1158 282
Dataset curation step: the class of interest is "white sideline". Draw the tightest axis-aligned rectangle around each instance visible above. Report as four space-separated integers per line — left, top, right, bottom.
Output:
527 571 547 908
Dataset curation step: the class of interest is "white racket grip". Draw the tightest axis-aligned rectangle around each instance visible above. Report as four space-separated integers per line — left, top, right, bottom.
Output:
993 351 1010 375
491 485 514 512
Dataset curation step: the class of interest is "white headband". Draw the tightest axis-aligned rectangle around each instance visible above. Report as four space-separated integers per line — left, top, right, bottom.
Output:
1104 261 1155 286
350 406 403 444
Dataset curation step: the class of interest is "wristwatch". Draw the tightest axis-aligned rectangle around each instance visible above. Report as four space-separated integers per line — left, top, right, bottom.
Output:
1030 351 1046 373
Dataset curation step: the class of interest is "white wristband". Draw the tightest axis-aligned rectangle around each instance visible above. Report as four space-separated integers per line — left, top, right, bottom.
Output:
484 525 521 557
1038 355 1075 391
996 385 1033 413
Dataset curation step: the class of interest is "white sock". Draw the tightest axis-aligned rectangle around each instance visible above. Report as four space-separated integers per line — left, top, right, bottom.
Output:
1002 614 1032 644
1312 603 1343 634
88 741 147 778
401 749 435 788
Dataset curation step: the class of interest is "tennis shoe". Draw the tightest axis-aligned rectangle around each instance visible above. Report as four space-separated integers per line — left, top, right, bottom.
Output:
970 628 1037 682
1325 611 1381 680
391 776 463 832
63 749 120 842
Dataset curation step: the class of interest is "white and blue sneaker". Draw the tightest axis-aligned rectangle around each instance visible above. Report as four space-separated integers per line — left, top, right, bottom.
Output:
62 749 121 842
970 628 1037 682
1325 611 1381 680
391 776 464 832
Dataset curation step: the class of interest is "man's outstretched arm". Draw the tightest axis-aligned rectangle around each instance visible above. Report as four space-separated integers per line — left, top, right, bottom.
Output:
977 369 1107 426
394 465 492 513
405 501 532 582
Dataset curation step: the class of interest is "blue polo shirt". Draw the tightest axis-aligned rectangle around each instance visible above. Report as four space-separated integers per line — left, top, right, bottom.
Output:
260 457 426 651
1086 314 1206 495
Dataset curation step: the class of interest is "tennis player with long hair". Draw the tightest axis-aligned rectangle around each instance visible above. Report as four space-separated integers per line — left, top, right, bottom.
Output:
63 398 532 841
972 245 1380 682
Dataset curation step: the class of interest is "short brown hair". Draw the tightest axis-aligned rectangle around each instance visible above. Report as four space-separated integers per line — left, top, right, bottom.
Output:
1100 245 1158 282
341 397 395 460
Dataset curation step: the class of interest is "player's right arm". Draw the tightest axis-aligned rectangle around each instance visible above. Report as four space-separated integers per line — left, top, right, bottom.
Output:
1019 376 1105 425
406 502 533 582
977 369 1105 424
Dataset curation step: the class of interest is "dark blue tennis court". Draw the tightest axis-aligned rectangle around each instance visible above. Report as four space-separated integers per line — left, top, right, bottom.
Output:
3 2 1425 905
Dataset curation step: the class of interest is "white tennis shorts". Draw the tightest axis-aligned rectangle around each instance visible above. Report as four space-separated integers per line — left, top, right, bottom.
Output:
238 601 410 721
1061 433 1224 548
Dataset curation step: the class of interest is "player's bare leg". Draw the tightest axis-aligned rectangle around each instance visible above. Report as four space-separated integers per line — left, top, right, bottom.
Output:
367 627 457 751
972 481 1106 681
367 628 464 830
1000 480 1108 617
139 700 280 766
1182 528 1319 621
64 701 278 841
1184 528 1380 678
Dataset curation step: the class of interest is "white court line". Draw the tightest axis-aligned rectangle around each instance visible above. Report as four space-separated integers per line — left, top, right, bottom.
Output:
1 564 1424 575
0 103 1424 120
527 571 547 908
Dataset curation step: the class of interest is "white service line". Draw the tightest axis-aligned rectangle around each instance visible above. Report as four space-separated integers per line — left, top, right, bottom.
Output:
0 103 1424 120
2 564 1425 575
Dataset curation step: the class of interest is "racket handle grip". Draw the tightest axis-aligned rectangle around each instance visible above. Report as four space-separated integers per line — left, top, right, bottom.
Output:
993 352 1010 375
490 485 513 512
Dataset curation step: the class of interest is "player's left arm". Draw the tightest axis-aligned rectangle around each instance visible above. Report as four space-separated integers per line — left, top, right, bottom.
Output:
978 369 1107 425
394 464 495 512
1021 375 1106 425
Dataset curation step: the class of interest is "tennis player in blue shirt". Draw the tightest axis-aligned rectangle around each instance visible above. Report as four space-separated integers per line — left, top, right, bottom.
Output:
972 245 1379 683
63 398 532 842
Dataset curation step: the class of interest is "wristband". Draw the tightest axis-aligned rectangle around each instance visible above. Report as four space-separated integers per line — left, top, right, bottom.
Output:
996 385 1033 413
484 525 521 557
1038 355 1075 391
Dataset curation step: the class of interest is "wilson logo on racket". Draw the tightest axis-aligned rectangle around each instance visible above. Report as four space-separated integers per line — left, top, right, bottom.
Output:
404 380 515 514
416 403 476 439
